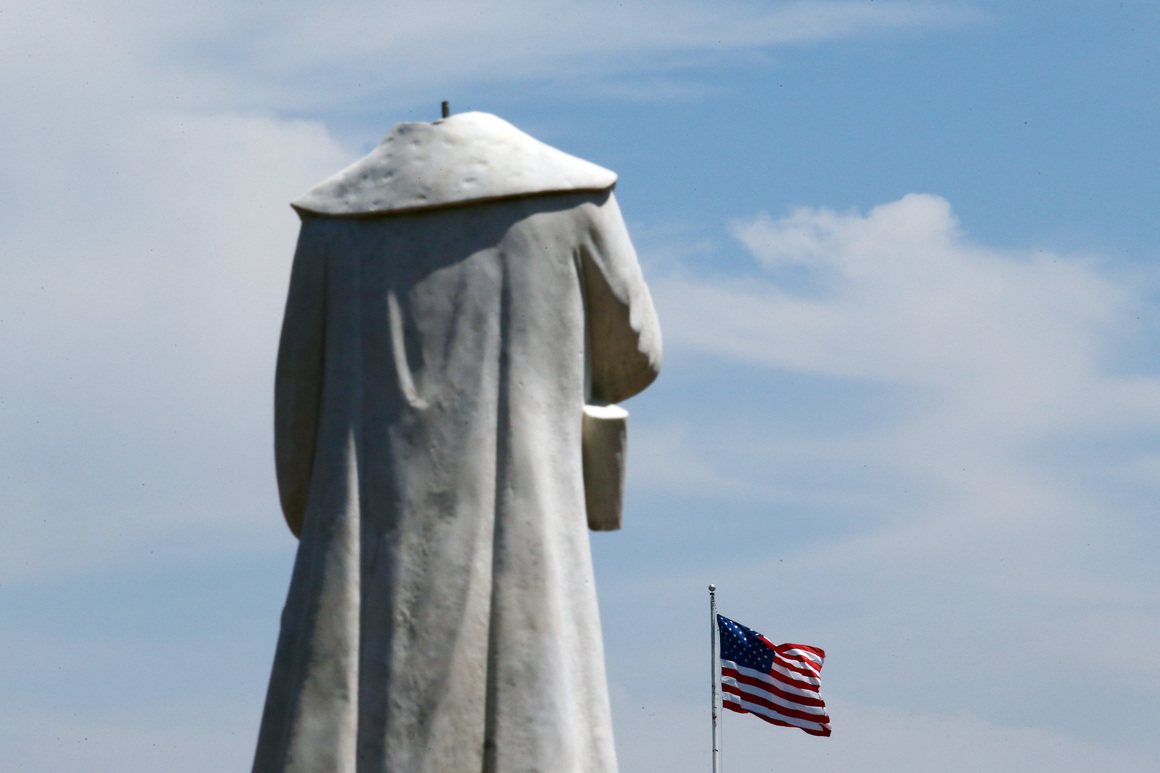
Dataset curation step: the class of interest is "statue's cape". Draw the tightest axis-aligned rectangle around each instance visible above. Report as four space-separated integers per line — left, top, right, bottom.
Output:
291 111 618 217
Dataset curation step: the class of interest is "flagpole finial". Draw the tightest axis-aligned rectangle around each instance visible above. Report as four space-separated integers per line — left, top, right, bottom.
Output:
709 583 716 592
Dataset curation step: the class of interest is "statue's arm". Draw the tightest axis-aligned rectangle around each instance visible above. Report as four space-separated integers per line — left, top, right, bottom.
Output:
577 192 662 532
273 220 329 538
579 191 662 404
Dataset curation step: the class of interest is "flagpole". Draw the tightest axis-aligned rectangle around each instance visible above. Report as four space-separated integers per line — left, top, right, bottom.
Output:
710 583 719 773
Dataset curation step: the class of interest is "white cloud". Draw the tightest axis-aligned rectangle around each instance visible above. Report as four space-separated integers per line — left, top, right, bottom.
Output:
655 194 1160 472
0 107 353 584
622 194 1160 755
701 195 1127 393
648 192 1160 535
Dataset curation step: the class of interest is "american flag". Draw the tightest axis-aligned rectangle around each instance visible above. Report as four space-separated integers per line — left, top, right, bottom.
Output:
717 614 831 737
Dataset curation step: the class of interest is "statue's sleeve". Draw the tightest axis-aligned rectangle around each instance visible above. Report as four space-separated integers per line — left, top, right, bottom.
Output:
580 192 662 404
273 218 329 537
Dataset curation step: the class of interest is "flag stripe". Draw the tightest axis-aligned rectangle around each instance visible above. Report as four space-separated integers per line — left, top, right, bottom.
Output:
776 643 825 662
721 664 827 707
728 654 821 691
773 654 823 682
723 694 832 737
722 692 830 735
721 680 828 722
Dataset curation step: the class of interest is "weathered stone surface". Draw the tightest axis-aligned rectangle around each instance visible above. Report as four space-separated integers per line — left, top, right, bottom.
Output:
253 112 660 773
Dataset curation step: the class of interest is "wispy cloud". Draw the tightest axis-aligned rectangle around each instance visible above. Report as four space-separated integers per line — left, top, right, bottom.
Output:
0 1 980 115
206 1 979 108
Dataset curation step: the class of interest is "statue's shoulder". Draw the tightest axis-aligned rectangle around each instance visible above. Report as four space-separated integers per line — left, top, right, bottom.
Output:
291 112 617 217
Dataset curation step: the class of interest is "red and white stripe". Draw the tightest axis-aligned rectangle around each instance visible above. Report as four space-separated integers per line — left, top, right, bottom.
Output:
720 643 830 737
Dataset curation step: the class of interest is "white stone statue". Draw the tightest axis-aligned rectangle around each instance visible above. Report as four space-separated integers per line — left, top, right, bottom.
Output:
252 111 662 773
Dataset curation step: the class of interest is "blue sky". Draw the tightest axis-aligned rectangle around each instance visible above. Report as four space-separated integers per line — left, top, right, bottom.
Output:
3 1 1159 770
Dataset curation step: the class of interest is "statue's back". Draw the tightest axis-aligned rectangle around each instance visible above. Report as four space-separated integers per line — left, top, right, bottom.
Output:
253 114 660 773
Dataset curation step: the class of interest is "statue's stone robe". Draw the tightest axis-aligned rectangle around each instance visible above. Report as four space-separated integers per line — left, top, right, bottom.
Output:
253 113 661 773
